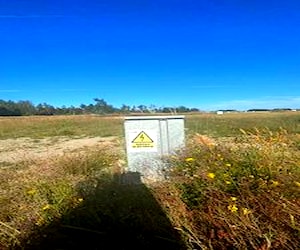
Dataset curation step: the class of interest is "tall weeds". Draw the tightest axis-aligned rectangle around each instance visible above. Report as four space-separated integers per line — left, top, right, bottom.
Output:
158 129 300 249
0 146 119 249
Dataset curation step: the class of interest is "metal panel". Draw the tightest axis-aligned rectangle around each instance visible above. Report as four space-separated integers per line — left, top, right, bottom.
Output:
124 116 185 181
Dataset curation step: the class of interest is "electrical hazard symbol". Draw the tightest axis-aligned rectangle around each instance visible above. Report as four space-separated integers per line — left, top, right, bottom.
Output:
131 131 154 149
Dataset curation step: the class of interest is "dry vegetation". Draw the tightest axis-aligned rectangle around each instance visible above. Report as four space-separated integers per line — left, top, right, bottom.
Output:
158 128 300 249
0 145 121 249
0 115 123 139
0 112 299 249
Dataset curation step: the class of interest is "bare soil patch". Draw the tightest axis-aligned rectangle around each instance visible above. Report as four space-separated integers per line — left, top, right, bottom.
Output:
0 136 120 164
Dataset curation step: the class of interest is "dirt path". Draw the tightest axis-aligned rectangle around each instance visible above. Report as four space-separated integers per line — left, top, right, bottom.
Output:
0 136 120 164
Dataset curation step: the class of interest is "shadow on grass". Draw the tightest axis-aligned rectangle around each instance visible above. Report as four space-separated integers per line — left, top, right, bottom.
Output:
20 172 185 249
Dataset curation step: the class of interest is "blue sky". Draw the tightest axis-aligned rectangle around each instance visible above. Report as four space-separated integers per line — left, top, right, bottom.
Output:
0 0 300 111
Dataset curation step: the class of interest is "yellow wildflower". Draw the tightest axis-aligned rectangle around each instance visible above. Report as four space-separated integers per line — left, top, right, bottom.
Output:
270 180 279 187
223 173 230 178
185 157 195 162
42 204 51 211
242 208 251 215
225 181 231 185
27 189 37 195
294 181 300 187
225 163 231 167
78 198 84 203
228 204 238 213
35 217 44 226
207 172 215 179
230 197 237 201
217 154 224 160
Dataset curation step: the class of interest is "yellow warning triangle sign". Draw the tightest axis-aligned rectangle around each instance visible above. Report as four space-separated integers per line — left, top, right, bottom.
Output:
132 131 153 143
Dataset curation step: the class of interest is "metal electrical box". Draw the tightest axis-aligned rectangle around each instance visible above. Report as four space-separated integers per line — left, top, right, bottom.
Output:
124 116 185 181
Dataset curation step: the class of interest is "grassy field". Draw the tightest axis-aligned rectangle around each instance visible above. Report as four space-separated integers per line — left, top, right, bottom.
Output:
185 111 300 137
1 112 300 139
0 115 124 139
0 112 300 249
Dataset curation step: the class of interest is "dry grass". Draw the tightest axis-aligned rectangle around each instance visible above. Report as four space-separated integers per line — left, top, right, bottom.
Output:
0 115 123 139
0 142 182 249
185 111 300 137
1 111 300 139
157 128 300 249
0 146 120 249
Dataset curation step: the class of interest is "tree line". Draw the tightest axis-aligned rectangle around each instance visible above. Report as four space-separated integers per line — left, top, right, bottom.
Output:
1 99 297 116
0 99 201 116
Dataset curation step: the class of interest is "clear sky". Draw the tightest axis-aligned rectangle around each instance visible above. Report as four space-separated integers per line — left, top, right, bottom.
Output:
1 0 300 111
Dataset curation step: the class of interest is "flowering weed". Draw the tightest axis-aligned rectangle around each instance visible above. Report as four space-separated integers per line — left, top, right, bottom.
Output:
0 146 119 249
163 129 300 249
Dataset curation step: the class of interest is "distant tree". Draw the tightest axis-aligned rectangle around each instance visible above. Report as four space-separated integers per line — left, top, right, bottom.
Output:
93 98 116 114
177 106 190 113
0 98 203 116
36 103 55 115
17 100 36 115
130 106 135 112
0 106 21 116
0 100 22 116
120 104 131 114
190 108 200 112
148 104 157 113
272 108 292 112
79 104 88 114
137 105 148 113
161 107 173 113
